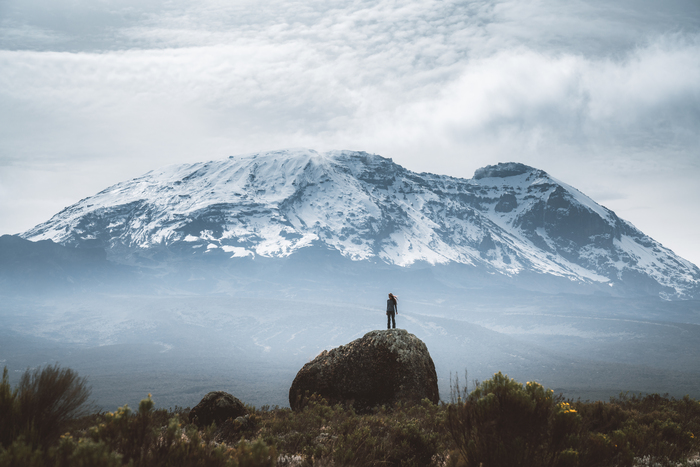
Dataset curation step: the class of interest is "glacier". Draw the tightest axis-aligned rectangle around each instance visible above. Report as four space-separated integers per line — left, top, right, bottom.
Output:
21 148 700 299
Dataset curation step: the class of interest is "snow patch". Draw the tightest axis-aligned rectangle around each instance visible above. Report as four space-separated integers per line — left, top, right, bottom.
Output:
18 149 700 298
222 246 254 258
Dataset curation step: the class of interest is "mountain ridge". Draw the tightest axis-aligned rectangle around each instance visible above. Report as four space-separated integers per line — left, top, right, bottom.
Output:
20 148 700 299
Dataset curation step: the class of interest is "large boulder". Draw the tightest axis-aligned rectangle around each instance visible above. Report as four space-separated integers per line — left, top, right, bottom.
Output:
189 391 247 427
289 329 439 411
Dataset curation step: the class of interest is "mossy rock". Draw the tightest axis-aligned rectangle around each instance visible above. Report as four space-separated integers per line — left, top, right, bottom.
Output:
189 391 247 428
289 329 439 412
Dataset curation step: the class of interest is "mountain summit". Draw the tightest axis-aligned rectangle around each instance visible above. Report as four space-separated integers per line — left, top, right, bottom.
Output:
21 149 700 299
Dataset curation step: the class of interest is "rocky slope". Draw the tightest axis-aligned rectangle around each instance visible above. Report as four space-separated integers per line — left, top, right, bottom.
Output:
21 149 700 299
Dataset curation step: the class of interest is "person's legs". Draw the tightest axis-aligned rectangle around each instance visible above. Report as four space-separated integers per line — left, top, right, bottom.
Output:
387 314 391 329
391 313 396 329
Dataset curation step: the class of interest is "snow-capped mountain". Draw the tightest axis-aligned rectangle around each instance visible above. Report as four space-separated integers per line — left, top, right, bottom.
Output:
21 149 700 299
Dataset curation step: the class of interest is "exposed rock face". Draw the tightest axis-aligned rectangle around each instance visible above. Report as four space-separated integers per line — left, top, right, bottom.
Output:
289 329 439 411
21 149 700 299
189 391 247 428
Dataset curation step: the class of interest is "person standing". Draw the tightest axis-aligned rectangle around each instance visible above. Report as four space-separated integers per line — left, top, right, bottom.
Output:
386 293 398 329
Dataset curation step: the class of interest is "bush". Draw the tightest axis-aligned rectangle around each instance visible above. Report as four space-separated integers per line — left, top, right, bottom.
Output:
250 395 447 466
0 368 20 449
0 365 91 449
4 364 700 466
574 393 700 467
444 373 700 467
446 372 581 467
87 394 276 467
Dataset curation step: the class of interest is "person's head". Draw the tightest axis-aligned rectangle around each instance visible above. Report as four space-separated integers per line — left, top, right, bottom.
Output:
389 293 396 301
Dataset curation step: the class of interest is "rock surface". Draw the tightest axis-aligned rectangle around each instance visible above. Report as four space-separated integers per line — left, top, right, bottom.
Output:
21 149 700 300
289 329 439 411
189 391 247 427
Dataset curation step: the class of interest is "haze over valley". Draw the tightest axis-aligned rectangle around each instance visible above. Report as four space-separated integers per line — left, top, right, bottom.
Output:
2 149 699 410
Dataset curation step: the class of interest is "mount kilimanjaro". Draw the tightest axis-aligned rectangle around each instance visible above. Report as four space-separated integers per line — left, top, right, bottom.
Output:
17 148 700 300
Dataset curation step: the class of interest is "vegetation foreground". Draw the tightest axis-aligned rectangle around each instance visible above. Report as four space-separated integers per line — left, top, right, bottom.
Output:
1 365 699 467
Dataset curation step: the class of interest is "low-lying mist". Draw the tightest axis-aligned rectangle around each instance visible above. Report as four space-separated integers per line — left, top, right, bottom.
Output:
2 290 699 411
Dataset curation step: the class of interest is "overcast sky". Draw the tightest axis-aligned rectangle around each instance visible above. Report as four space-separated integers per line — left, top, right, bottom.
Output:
1 0 699 266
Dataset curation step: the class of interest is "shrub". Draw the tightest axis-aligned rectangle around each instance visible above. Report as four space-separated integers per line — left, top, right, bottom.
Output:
5 364 700 467
446 372 580 467
250 395 448 466
0 368 20 449
326 399 445 467
574 393 700 467
0 365 91 449
51 435 123 467
88 394 276 467
0 439 46 467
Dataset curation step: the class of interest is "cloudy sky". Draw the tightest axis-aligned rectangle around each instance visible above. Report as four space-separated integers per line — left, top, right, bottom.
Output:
1 0 699 265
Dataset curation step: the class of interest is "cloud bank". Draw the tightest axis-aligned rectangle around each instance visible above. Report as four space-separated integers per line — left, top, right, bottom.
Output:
1 0 699 264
